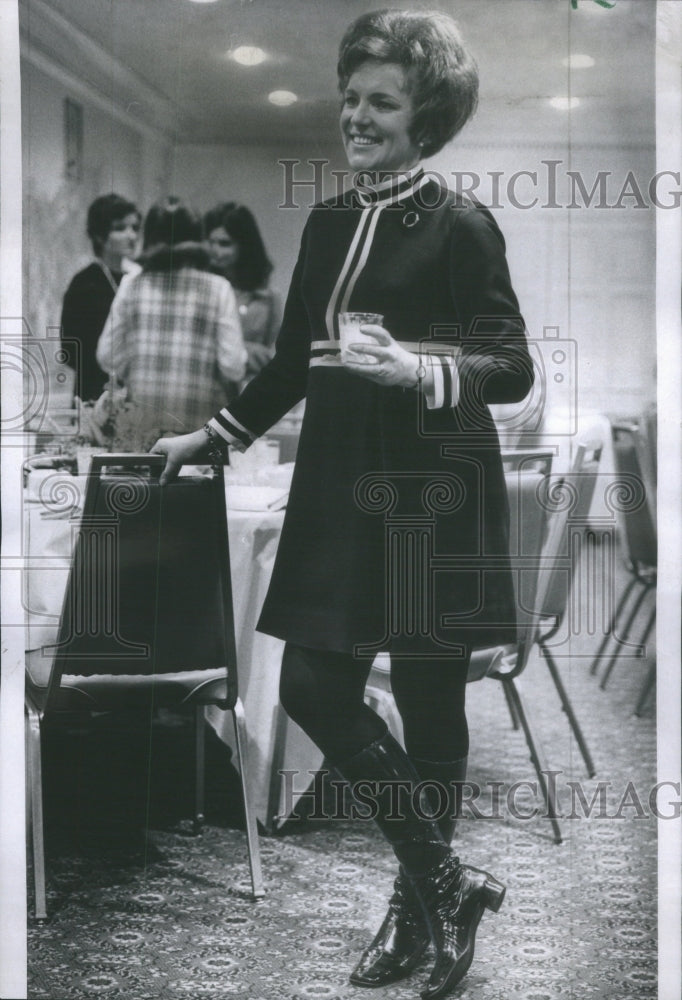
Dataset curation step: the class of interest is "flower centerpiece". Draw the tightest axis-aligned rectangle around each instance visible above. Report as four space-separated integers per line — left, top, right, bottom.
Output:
73 385 169 454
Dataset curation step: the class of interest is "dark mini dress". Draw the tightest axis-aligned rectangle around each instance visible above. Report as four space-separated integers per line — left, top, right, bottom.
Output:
209 168 534 661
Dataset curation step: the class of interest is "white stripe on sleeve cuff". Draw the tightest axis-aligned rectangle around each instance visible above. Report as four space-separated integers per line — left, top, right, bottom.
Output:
208 411 254 453
423 355 459 410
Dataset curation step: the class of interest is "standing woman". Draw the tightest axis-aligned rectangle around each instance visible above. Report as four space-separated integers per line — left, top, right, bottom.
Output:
204 202 281 382
153 11 533 998
97 197 246 439
60 194 141 401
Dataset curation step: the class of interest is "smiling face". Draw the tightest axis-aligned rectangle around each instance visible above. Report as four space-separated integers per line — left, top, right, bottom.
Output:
99 213 140 269
340 60 422 175
206 226 240 278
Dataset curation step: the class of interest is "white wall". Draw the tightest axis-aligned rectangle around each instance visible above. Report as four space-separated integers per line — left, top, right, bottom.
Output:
21 57 173 342
172 141 345 298
429 137 657 419
21 63 142 207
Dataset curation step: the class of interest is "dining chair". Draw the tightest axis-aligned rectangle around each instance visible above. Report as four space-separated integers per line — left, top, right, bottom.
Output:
465 459 562 843
531 441 603 777
25 454 264 921
465 443 607 844
365 453 567 843
589 421 656 703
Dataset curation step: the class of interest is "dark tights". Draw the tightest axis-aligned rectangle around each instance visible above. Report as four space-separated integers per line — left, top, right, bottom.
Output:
279 643 469 765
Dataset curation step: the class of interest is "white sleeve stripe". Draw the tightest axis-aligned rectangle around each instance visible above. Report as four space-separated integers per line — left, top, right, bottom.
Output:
441 356 453 407
429 357 444 410
423 355 459 410
438 355 460 408
207 416 247 452
450 359 460 408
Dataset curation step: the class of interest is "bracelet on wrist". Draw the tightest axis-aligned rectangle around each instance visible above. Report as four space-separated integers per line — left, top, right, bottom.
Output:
203 424 228 467
410 362 427 389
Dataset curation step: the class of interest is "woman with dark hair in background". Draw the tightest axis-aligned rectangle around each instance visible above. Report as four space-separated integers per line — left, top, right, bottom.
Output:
153 10 533 997
204 202 280 381
96 197 245 440
60 193 140 401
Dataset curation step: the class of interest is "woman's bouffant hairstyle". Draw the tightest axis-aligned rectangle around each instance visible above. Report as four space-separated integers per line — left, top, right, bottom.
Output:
203 202 273 292
337 9 479 159
140 197 209 272
86 193 140 255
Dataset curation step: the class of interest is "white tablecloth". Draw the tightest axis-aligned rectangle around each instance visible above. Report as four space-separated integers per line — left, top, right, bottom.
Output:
23 472 322 831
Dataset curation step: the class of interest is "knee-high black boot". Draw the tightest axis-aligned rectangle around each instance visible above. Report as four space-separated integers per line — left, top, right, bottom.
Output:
412 852 505 1000
349 755 468 988
413 755 468 845
338 735 504 997
335 731 449 875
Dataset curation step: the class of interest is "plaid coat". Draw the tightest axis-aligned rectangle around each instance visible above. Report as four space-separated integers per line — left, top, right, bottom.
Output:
97 267 246 434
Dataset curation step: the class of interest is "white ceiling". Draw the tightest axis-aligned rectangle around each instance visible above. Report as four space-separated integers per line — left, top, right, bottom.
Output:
20 0 656 147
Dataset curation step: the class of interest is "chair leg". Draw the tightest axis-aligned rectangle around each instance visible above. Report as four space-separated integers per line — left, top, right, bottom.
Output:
599 584 651 690
502 680 520 730
231 698 265 899
634 608 656 717
25 704 48 921
540 642 596 778
634 661 656 718
193 705 206 835
502 678 563 845
589 577 637 675
266 705 290 833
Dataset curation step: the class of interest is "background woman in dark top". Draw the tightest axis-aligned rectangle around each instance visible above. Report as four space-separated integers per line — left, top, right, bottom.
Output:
154 10 533 998
60 193 140 401
204 202 281 382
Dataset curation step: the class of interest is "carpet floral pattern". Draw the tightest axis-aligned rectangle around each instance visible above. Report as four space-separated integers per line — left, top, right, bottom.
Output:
28 584 658 999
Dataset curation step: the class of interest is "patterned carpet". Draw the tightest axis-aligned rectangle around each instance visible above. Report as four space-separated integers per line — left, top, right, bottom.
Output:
28 550 658 1000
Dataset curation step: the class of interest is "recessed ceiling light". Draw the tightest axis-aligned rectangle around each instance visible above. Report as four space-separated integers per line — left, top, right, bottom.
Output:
268 90 298 107
186 0 221 5
562 54 595 69
549 97 581 110
231 46 267 66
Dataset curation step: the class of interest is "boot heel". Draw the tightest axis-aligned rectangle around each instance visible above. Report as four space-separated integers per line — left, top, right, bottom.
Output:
482 876 506 913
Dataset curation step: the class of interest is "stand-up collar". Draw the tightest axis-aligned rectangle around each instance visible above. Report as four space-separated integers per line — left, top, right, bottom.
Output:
355 165 428 207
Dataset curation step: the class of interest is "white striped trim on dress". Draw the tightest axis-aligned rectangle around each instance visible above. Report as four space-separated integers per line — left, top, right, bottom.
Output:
355 166 430 207
336 207 383 323
324 206 377 342
324 168 432 343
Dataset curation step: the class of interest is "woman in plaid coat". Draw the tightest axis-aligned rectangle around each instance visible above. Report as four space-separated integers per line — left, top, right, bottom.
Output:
97 198 246 438
153 11 534 998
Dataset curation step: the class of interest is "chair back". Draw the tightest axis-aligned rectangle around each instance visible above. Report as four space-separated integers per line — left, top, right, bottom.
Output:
468 442 602 683
537 440 603 622
466 466 548 683
641 405 657 481
44 455 238 710
501 448 555 475
611 424 657 570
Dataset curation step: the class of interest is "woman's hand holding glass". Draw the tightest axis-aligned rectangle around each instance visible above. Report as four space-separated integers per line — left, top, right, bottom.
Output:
341 325 428 390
